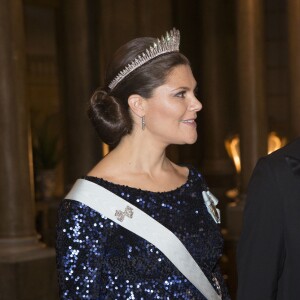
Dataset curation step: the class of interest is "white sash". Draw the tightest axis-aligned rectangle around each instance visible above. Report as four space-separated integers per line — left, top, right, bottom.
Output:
65 179 222 300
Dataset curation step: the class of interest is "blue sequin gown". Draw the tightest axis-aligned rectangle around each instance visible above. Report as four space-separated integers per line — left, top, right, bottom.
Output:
56 167 230 299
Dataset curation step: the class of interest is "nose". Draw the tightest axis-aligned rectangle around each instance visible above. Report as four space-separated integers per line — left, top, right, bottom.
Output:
190 96 202 112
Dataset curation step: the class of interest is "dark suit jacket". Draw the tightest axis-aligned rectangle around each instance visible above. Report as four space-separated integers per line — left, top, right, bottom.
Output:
237 137 300 300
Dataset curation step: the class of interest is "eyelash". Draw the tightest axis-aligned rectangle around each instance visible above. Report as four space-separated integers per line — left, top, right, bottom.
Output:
175 91 186 98
175 88 198 99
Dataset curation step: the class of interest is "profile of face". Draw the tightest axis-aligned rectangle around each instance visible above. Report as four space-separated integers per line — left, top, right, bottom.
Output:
142 64 202 146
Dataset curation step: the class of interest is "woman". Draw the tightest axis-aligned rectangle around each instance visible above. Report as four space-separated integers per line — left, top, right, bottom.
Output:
56 28 230 299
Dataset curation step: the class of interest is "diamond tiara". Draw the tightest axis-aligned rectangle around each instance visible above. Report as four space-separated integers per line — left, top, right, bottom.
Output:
108 28 181 90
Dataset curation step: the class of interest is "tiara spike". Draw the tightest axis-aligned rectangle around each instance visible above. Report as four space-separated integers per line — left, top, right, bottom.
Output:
108 28 180 90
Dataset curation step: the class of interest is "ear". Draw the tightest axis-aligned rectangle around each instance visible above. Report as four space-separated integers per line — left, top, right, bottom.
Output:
128 94 145 117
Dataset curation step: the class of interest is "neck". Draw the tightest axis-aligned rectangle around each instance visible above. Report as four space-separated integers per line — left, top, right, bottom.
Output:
109 132 172 176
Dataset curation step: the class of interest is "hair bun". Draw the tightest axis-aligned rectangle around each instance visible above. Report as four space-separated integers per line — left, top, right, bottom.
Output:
87 88 132 145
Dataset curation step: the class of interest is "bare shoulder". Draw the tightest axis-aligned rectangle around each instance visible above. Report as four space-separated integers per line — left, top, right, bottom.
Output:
170 162 190 178
87 155 120 181
86 156 190 192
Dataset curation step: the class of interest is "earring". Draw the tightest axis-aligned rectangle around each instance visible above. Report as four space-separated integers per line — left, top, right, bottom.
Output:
142 116 145 130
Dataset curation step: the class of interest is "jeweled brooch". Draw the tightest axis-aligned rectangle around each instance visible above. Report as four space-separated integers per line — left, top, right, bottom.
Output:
115 205 134 222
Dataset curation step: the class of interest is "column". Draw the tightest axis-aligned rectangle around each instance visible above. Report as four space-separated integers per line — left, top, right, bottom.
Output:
287 0 300 138
0 0 57 299
0 0 36 246
201 0 235 183
224 3 267 293
236 0 268 193
58 0 100 190
226 0 268 240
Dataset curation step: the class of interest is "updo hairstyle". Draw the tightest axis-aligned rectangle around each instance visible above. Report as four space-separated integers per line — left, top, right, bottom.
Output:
88 36 189 146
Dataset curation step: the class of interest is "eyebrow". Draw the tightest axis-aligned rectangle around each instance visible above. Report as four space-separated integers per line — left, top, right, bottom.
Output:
170 85 198 92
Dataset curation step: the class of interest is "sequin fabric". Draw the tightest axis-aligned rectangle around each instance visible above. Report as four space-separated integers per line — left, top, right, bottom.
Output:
56 167 231 299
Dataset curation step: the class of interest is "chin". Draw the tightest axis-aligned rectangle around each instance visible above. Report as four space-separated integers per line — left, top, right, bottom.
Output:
176 135 198 145
185 139 197 145
186 134 198 144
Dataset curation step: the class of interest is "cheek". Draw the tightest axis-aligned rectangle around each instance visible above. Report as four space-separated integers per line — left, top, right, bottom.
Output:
147 102 183 124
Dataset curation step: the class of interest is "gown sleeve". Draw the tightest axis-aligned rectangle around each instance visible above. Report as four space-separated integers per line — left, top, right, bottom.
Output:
56 199 110 299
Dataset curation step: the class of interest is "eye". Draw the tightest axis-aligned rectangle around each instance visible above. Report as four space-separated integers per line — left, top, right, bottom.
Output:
175 91 186 98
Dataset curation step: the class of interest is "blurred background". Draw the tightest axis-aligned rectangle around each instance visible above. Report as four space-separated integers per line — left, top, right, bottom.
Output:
1 0 299 299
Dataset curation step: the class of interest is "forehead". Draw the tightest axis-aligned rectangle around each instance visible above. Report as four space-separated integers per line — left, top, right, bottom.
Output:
164 64 196 87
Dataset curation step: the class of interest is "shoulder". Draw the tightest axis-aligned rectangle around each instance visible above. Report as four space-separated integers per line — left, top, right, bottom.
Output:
172 163 202 179
177 163 199 174
86 156 118 181
248 153 285 195
251 137 300 181
58 198 84 213
180 164 208 190
185 164 205 178
56 198 116 244
171 163 190 177
246 148 292 205
251 137 300 176
57 198 105 225
265 137 300 162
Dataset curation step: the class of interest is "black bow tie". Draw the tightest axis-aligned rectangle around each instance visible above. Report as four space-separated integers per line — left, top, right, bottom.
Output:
285 156 300 177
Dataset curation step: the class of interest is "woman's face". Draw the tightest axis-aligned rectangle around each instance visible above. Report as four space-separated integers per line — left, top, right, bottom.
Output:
144 64 202 145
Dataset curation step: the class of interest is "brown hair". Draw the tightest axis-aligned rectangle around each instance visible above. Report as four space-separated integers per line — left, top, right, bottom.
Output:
88 36 189 146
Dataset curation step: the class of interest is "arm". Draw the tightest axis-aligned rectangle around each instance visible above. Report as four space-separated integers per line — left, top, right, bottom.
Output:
56 199 109 299
237 157 285 300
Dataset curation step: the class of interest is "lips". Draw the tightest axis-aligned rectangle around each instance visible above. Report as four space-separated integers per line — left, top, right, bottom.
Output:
182 119 195 123
181 119 197 127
